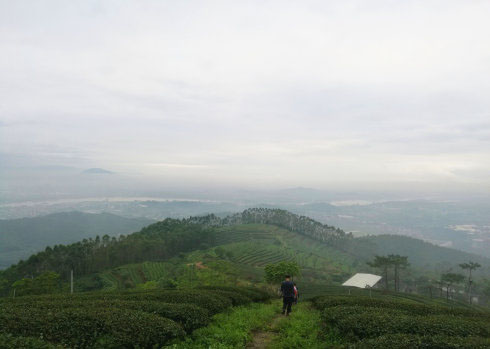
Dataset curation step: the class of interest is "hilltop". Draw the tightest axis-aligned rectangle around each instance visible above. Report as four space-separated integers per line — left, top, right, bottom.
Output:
1 208 489 300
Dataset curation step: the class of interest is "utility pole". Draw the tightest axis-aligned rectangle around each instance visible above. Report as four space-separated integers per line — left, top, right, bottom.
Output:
70 269 74 294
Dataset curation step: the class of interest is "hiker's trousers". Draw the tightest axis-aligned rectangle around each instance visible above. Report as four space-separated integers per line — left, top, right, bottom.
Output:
282 296 294 314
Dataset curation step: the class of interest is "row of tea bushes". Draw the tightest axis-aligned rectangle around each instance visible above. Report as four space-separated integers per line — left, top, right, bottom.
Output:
201 285 271 302
5 289 231 315
352 334 490 349
0 286 271 348
312 295 490 319
313 295 490 348
0 306 184 348
2 299 209 332
0 333 63 349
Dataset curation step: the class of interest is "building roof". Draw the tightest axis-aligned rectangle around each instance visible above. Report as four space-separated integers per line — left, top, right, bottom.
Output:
342 273 382 288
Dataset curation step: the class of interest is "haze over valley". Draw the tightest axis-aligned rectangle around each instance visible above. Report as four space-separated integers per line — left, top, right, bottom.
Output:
1 1 490 348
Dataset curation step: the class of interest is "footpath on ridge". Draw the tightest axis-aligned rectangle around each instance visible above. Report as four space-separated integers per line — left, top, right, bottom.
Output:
247 301 324 349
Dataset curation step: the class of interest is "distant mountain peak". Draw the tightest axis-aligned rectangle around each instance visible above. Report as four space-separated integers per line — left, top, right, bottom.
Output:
82 168 113 174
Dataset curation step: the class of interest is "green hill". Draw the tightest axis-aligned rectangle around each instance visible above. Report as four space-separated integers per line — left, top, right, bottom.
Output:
1 208 489 302
0 212 154 269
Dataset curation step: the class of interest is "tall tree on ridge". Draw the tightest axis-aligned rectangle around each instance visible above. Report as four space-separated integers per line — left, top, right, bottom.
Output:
388 254 409 292
441 272 465 302
367 256 391 290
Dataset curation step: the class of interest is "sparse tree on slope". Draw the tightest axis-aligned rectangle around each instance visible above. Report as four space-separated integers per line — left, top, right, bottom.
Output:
441 272 465 301
367 256 391 290
459 261 481 304
388 254 409 292
264 261 301 284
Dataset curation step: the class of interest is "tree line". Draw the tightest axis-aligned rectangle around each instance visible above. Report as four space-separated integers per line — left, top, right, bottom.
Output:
188 208 351 244
0 219 214 295
368 254 484 304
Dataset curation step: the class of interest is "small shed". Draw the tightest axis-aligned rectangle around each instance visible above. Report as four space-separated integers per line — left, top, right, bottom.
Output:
342 273 382 289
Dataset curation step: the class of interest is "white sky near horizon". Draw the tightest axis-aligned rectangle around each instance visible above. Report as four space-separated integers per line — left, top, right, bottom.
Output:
1 0 489 191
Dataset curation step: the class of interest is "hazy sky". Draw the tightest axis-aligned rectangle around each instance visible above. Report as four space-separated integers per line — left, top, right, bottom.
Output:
1 1 489 190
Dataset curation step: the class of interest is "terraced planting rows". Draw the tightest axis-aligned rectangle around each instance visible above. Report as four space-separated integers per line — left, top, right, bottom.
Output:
312 294 490 348
0 286 270 348
98 261 173 289
213 224 278 245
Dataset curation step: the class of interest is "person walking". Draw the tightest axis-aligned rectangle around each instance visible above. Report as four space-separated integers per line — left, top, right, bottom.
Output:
280 275 295 316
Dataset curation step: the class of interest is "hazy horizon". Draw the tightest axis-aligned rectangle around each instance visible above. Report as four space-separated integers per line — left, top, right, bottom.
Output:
1 1 490 198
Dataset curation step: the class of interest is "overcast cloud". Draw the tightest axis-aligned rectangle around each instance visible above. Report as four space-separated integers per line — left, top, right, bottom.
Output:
1 0 489 191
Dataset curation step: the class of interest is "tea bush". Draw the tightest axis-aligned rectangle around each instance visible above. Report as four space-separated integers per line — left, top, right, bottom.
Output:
0 306 184 348
322 305 490 340
352 334 490 349
312 295 490 347
201 286 271 302
3 299 209 332
6 289 234 315
312 296 490 319
0 286 271 347
0 333 62 349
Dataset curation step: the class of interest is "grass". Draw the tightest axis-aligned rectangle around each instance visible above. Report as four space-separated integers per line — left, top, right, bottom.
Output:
269 302 340 349
167 301 279 348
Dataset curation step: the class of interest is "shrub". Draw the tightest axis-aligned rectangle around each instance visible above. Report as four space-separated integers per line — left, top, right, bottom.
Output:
312 296 490 319
322 306 490 340
3 299 209 333
353 334 490 349
0 306 184 348
0 333 62 349
201 286 271 302
207 290 252 306
8 289 233 315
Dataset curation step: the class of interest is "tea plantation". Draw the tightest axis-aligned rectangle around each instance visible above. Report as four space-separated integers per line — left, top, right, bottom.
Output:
312 294 490 348
0 286 270 348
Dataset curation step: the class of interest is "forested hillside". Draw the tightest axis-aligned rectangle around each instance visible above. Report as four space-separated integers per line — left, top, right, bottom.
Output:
0 209 350 292
2 208 489 300
189 207 349 242
0 212 154 269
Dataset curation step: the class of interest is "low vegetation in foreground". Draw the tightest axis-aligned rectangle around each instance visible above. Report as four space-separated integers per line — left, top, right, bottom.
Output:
312 293 490 348
0 286 270 348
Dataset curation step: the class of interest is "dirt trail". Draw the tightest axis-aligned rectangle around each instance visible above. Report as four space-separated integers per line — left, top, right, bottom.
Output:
246 313 285 348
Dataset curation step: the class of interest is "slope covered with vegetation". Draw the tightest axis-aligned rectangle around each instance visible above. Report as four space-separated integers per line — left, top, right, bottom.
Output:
1 208 489 301
0 286 270 348
312 291 490 348
0 212 154 269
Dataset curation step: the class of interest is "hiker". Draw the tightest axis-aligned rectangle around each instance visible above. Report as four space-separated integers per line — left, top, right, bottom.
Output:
293 282 299 304
280 275 295 316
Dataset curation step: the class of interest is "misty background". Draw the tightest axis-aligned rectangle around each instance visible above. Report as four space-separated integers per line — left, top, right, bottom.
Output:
1 1 489 264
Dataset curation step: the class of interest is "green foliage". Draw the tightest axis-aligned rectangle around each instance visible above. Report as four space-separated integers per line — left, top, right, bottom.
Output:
264 261 301 284
322 306 490 339
3 299 210 333
312 294 490 347
311 296 490 319
353 334 490 349
136 280 158 290
0 211 153 270
201 286 271 302
2 218 214 286
0 306 184 348
0 286 270 347
169 301 278 348
11 271 60 296
441 272 466 300
0 333 63 349
269 303 328 349
367 254 409 291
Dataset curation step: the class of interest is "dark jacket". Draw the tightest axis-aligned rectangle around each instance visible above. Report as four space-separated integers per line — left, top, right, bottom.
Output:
280 280 295 298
